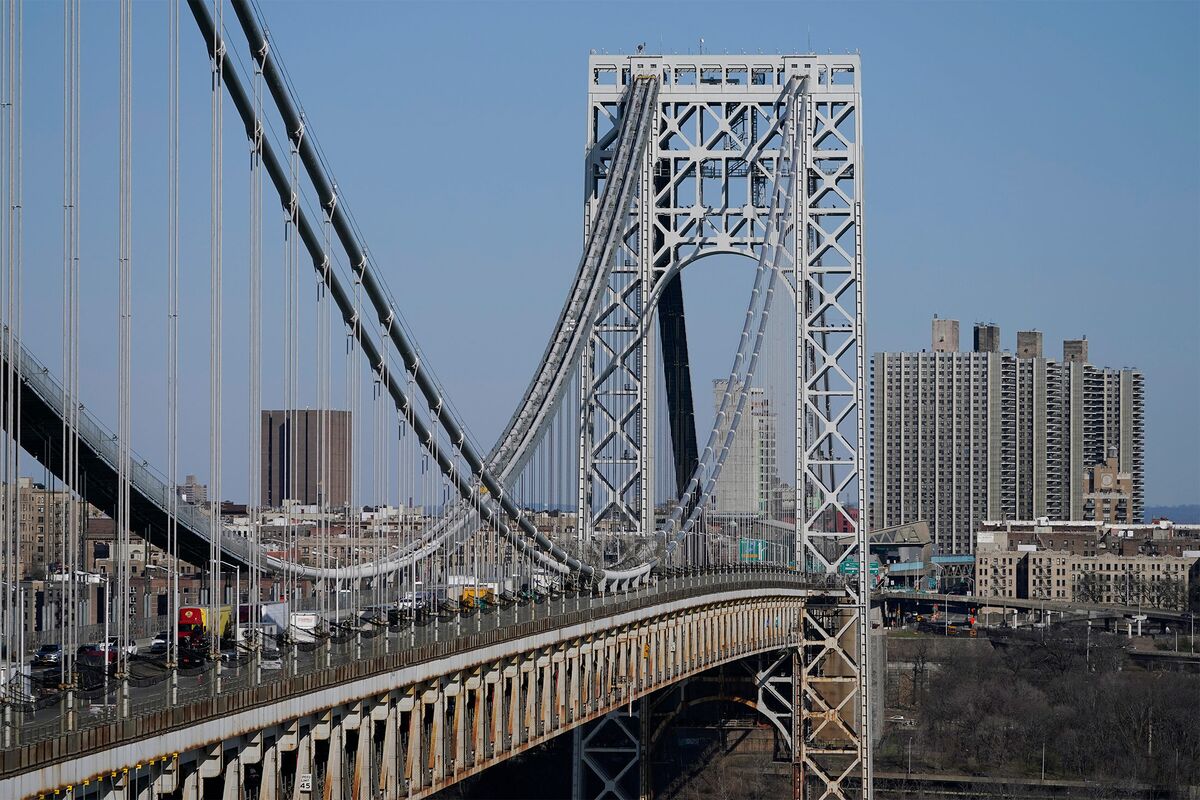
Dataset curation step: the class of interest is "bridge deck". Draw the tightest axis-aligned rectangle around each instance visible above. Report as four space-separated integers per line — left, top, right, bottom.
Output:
1 572 842 798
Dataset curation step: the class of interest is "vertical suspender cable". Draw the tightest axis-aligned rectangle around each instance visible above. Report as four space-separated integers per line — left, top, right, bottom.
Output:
283 103 299 619
350 206 361 621
69 0 79 707
318 175 332 621
1 0 8 722
1 0 9 722
374 265 390 612
208 0 224 667
1 0 7 722
60 0 80 723
341 267 358 625
167 0 180 690
248 20 263 649
116 0 133 709
1 0 23 734
370 335 380 609
12 0 18 706
405 372 414 633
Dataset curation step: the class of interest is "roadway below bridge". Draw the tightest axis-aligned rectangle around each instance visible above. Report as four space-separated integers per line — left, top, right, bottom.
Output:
878 590 1194 630
1 570 848 800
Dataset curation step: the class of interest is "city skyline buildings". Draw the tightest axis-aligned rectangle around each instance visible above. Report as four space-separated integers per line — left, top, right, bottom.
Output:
871 318 1145 554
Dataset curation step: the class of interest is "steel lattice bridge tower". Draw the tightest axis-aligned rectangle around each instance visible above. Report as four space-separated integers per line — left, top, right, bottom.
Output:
0 1 870 796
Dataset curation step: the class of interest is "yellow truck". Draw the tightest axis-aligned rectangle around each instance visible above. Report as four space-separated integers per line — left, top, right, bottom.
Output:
459 586 496 611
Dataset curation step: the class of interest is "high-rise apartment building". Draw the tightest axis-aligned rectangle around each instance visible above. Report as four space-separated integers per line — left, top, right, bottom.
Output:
973 323 1001 354
931 317 959 353
870 320 1144 554
176 474 208 505
710 380 778 516
260 410 352 508
0 478 105 579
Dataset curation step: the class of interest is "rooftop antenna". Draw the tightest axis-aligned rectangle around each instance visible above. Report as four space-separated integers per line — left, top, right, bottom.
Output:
807 26 812 53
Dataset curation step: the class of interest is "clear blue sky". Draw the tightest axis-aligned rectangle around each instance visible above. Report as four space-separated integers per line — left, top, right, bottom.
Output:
11 0 1200 506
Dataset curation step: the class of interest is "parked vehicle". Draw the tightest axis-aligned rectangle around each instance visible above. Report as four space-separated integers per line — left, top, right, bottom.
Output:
234 623 279 647
179 605 233 645
31 664 65 697
176 645 207 669
75 644 116 676
459 586 497 611
238 601 289 638
32 644 62 666
78 642 114 657
289 612 320 644
260 650 283 670
397 591 435 614
149 630 171 654
105 637 138 656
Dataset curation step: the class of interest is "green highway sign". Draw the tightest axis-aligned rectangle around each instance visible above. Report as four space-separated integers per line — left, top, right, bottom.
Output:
837 558 881 576
738 538 768 561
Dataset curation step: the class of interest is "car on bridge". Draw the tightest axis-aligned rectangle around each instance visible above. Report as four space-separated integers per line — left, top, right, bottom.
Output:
149 630 171 654
32 643 62 667
103 637 139 656
75 644 117 676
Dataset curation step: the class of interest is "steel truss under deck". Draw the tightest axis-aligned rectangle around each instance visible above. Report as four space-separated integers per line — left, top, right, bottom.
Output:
580 55 870 799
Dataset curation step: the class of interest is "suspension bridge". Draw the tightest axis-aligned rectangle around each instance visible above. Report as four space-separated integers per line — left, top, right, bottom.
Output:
0 1 869 798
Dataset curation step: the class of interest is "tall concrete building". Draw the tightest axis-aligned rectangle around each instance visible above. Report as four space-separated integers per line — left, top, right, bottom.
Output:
973 323 1001 354
1016 330 1043 359
0 478 77 579
176 474 208 505
710 380 778 516
260 410 352 509
870 319 1144 554
931 317 959 353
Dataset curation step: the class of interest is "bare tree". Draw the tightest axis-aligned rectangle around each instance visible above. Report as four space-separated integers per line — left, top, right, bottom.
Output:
1075 571 1102 604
